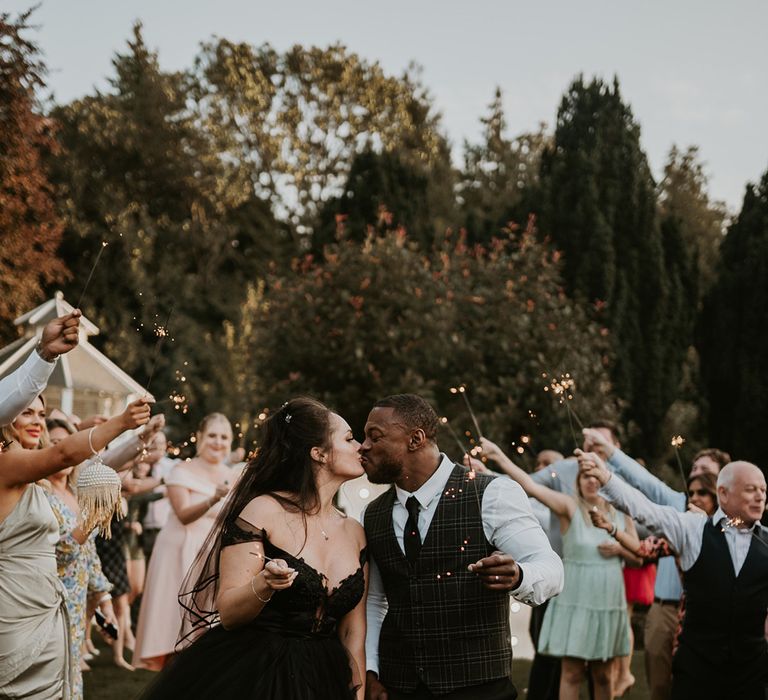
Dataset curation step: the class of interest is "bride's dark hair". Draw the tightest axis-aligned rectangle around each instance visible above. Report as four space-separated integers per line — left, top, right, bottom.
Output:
176 396 333 646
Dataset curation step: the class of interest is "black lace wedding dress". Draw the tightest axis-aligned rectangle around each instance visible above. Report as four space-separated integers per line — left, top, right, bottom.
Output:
139 519 366 699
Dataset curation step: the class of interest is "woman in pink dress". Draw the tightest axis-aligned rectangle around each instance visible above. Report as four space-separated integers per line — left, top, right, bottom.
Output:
134 413 233 670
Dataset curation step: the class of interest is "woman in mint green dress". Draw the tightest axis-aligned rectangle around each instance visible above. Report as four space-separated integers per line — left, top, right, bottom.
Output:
479 440 638 700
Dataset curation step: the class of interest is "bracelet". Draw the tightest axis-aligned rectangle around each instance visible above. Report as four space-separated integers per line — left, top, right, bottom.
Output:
250 576 273 603
87 427 99 456
609 524 618 537
97 593 112 605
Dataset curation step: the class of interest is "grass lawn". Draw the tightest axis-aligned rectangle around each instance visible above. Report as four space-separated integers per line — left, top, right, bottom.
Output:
84 637 650 699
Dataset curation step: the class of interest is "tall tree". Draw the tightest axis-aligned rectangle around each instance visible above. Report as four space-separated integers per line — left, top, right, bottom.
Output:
49 24 287 425
192 40 453 241
0 10 67 335
459 88 548 244
538 76 697 456
699 167 768 468
658 145 727 297
313 149 439 251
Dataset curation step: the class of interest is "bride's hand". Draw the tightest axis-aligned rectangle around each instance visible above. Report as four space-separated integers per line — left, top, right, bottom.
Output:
263 559 298 590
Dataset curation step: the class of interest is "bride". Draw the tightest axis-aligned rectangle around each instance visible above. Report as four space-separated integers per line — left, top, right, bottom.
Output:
141 397 368 699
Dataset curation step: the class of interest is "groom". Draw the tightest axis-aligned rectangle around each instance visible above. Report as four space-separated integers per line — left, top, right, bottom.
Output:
361 394 563 700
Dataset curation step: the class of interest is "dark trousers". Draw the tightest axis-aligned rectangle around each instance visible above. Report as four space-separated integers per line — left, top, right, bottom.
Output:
526 601 560 700
386 678 517 700
671 646 768 700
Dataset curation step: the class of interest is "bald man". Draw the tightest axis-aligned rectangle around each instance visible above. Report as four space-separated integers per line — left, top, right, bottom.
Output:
579 456 768 700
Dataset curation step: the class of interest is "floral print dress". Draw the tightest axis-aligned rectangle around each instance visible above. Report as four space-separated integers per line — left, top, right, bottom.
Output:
45 489 113 700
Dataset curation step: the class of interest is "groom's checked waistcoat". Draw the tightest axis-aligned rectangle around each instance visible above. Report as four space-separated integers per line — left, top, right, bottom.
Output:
364 465 512 694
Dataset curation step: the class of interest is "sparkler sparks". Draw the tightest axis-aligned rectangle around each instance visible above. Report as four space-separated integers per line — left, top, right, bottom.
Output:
543 371 584 449
671 435 688 490
721 516 768 548
143 305 176 397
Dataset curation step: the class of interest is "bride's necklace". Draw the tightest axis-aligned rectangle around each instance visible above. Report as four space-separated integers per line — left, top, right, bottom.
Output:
319 508 341 540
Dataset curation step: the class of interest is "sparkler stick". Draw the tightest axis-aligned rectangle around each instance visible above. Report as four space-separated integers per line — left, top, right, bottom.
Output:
671 436 688 490
144 305 176 397
75 241 108 309
450 385 483 440
440 416 471 456
446 390 486 516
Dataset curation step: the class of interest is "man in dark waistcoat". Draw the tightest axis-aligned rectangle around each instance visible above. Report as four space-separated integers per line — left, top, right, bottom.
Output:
361 394 564 700
580 454 768 700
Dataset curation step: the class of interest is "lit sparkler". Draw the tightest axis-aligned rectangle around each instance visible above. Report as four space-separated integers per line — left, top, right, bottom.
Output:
143 304 176 397
543 372 584 449
721 516 768 549
450 384 483 440
75 241 108 309
671 435 688 490
440 416 471 456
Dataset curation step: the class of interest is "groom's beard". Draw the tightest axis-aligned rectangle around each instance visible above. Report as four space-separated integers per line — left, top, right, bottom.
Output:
364 455 403 484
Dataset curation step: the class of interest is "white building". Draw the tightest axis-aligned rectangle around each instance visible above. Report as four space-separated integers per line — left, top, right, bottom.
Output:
0 292 149 418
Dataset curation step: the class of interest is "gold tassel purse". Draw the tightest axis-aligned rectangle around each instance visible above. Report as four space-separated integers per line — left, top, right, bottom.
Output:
76 427 125 538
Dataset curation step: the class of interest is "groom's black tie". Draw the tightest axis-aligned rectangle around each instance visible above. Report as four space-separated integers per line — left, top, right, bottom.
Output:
404 496 422 565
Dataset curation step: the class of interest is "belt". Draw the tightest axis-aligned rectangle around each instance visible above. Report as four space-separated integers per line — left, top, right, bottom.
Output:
653 597 679 606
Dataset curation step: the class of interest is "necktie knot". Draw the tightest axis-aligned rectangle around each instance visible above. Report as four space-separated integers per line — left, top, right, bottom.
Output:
406 496 421 519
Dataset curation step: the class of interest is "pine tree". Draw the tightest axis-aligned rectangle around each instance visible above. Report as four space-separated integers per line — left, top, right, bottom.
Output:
658 145 727 297
313 149 437 251
699 167 768 468
538 76 697 456
459 88 548 244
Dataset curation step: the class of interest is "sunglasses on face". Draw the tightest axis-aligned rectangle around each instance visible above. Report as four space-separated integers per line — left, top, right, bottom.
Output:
687 488 711 498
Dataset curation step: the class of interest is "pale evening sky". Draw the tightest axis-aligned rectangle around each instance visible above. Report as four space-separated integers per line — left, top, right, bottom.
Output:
6 0 767 211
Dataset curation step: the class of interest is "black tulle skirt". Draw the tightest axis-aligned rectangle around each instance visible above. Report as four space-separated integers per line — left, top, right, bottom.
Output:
138 624 356 699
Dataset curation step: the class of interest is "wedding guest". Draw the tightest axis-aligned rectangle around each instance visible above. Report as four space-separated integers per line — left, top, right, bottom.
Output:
579 453 768 700
579 428 730 700
134 413 233 670
0 396 150 699
44 417 118 698
525 448 563 700
140 397 368 699
120 458 165 603
362 395 563 700
480 437 635 700
0 311 80 424
139 431 177 560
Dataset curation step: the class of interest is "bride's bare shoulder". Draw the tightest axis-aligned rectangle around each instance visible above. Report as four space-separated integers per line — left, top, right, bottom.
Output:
239 492 294 525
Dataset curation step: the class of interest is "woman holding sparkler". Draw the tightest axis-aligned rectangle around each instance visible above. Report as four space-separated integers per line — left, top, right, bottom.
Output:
134 413 234 670
0 395 150 699
139 397 368 699
479 437 636 700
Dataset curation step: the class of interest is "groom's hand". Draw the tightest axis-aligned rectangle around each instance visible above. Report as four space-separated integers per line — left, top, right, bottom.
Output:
366 671 388 700
468 551 522 591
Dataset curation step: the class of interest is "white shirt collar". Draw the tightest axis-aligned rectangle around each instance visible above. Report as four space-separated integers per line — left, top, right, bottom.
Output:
395 453 455 510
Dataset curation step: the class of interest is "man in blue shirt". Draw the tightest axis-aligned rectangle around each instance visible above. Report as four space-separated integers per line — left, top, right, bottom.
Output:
533 422 730 700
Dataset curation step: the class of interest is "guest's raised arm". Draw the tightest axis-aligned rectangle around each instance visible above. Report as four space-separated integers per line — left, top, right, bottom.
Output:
0 398 152 487
0 312 81 424
478 437 574 519
577 450 701 564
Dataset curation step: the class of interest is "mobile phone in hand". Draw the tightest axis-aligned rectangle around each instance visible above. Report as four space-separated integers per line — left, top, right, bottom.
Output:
95 607 118 640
